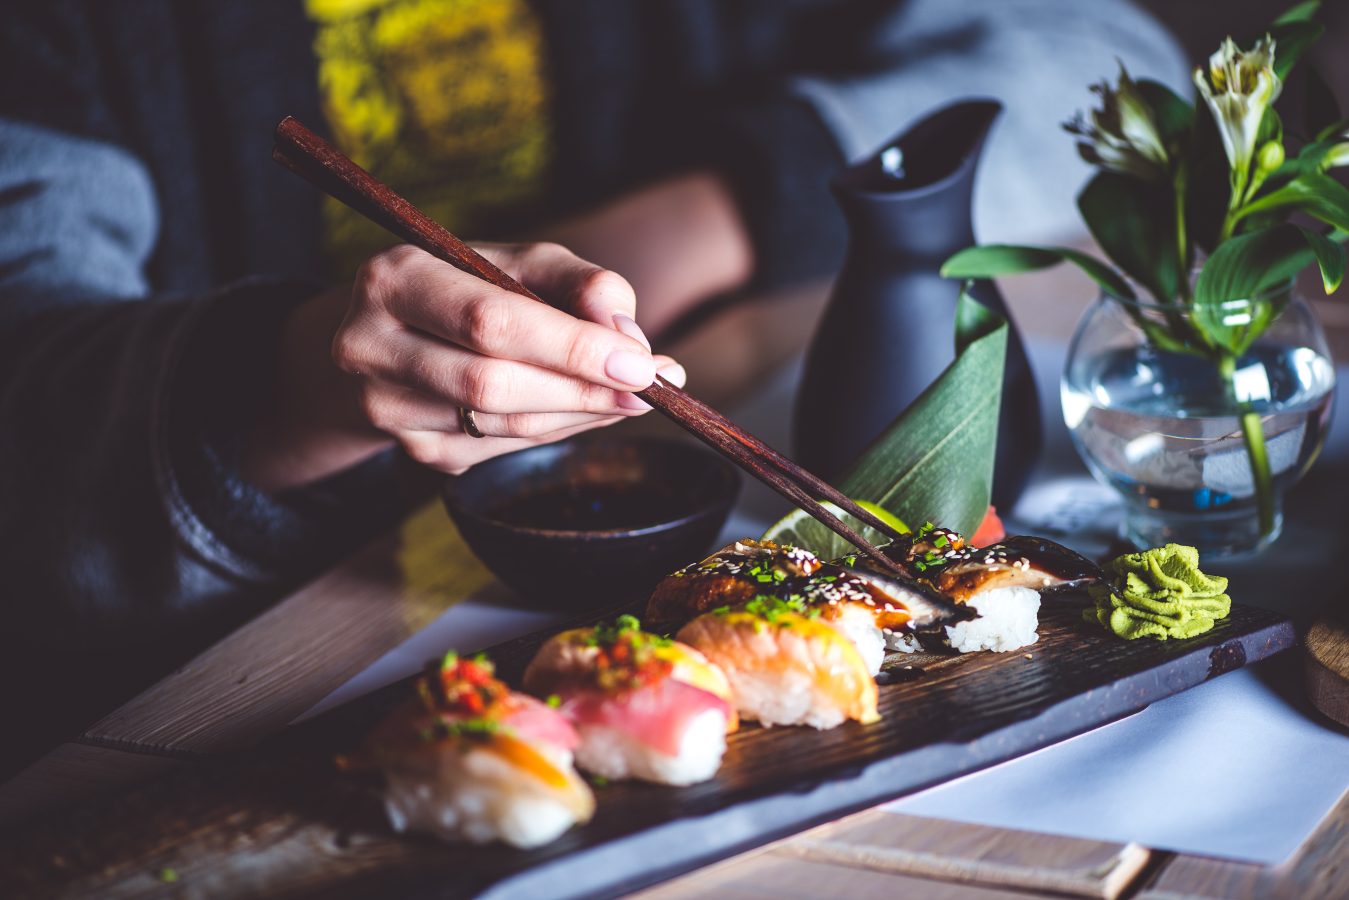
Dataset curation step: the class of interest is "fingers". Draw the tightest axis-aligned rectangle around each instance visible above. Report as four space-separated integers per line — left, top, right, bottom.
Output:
337 242 685 476
398 416 624 475
361 246 655 391
476 242 643 339
340 324 683 416
358 382 630 437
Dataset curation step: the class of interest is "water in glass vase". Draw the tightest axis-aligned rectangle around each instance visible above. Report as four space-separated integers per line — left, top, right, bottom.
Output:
1062 343 1335 557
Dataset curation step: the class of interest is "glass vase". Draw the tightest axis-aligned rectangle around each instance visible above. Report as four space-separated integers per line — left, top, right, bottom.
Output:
1061 287 1336 558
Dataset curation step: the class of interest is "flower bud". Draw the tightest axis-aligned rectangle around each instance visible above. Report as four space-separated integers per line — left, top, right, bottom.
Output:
1256 140 1284 174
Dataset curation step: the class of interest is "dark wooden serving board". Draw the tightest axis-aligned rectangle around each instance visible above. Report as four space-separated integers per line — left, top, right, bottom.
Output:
1 601 1293 900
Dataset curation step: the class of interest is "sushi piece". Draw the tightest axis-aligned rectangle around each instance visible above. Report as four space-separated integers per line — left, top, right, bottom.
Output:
943 587 1041 652
522 615 735 786
879 527 1103 652
341 652 594 849
933 536 1105 600
648 539 959 670
811 556 969 635
646 539 822 633
926 536 1102 653
677 597 879 729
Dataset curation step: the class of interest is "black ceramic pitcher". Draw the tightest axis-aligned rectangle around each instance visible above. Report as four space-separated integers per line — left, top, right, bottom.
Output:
793 99 1041 509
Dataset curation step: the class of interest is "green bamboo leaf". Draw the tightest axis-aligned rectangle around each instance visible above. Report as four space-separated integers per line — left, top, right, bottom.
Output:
1079 172 1180 303
837 290 1008 540
954 280 1003 354
1193 225 1310 355
942 244 1136 300
1237 172 1349 232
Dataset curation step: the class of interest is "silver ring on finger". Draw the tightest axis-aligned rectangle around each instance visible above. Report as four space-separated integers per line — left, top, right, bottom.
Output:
459 407 486 439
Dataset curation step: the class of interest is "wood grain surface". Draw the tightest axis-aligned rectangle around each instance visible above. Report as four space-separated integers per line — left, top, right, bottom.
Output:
0 602 1292 900
1305 616 1349 728
637 809 1151 900
643 790 1349 900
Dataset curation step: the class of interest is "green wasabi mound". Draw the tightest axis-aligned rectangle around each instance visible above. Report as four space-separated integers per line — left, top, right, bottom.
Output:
1085 544 1231 640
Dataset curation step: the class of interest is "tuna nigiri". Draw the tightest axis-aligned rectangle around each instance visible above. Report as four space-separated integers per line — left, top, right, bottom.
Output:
341 652 594 849
523 616 735 786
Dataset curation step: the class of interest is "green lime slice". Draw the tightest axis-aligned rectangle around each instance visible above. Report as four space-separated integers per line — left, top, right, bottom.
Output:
761 499 908 559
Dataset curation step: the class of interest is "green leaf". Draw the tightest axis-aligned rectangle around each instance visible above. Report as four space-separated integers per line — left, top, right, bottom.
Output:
1267 21 1323 80
1079 172 1180 303
1274 0 1321 25
837 290 1008 538
1238 171 1349 232
941 244 1135 300
1296 225 1346 292
1316 117 1349 143
1193 225 1311 355
1135 79 1194 148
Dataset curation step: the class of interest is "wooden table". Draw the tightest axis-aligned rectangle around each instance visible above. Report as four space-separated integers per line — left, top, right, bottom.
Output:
1 270 1345 897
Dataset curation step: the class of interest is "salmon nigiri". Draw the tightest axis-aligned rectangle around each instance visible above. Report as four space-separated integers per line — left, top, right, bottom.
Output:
677 596 879 730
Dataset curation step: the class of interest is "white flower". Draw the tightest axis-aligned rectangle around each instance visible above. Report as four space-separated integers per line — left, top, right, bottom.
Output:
1324 131 1349 169
1194 36 1282 179
1065 64 1169 180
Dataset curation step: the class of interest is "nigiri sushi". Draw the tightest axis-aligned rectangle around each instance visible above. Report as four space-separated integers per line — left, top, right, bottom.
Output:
677 597 879 729
647 539 959 672
341 652 594 849
523 616 735 786
646 539 821 632
879 526 1105 652
930 535 1104 600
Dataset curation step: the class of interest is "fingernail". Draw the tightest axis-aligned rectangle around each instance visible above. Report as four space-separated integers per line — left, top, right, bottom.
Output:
617 391 651 411
605 349 656 388
613 314 650 350
657 362 687 388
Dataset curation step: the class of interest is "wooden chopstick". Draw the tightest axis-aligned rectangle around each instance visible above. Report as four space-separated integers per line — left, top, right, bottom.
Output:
272 116 908 573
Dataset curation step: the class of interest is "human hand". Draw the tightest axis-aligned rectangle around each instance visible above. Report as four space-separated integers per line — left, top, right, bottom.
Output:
333 242 682 474
244 242 683 491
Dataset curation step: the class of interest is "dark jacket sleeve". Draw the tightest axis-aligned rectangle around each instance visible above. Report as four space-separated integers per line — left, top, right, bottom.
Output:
0 10 412 772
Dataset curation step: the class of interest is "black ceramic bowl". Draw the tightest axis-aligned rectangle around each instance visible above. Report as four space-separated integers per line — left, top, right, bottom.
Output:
441 437 740 610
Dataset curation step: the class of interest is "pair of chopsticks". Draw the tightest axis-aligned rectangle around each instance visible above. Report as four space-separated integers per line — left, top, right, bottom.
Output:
272 116 907 574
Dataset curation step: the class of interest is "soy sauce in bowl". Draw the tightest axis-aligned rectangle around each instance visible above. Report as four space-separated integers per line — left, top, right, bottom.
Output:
487 482 687 532
442 437 740 610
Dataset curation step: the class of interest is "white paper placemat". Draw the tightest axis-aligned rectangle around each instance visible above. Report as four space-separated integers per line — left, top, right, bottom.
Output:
884 662 1349 865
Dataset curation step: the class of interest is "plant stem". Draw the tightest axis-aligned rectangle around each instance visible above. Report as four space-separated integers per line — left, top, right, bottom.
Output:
1173 163 1190 303
1219 353 1275 537
1220 165 1248 242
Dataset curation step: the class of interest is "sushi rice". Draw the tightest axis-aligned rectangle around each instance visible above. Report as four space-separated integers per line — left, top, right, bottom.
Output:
944 586 1040 652
573 707 727 786
822 603 886 675
381 735 594 850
